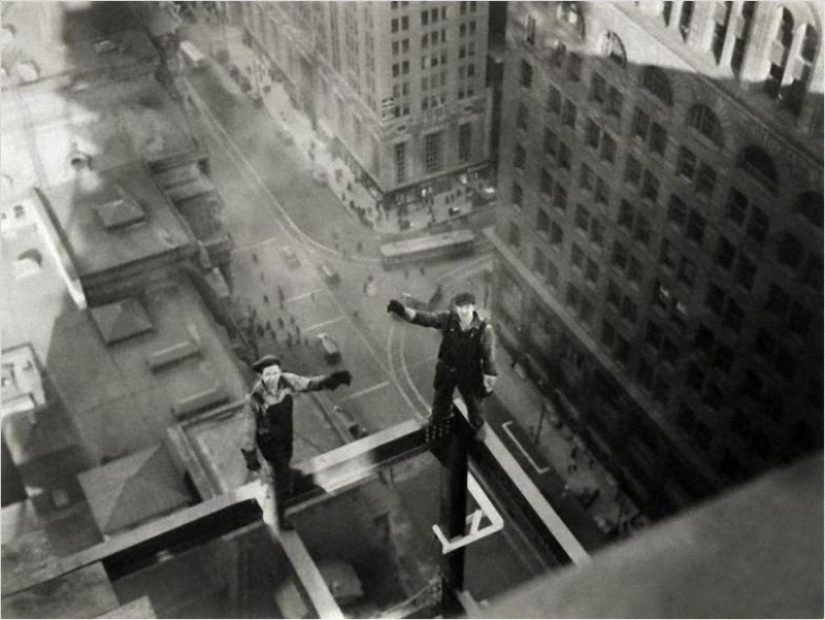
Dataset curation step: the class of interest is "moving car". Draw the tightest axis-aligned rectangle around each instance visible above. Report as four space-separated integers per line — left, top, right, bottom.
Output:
281 246 301 269
320 262 340 285
317 333 342 364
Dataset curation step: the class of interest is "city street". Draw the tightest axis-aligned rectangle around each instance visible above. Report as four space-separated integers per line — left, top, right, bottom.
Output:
180 41 644 544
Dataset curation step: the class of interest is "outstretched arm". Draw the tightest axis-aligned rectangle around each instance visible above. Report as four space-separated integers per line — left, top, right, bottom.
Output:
240 394 260 471
387 300 449 328
284 371 352 392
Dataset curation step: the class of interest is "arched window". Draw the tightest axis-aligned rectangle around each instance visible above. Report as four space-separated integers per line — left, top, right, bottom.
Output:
687 104 723 146
601 32 627 67
793 192 823 228
765 8 794 99
641 66 673 106
737 146 779 192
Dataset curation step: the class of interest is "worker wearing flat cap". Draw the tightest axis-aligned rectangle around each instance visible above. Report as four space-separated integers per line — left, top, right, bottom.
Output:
387 292 497 432
241 355 352 530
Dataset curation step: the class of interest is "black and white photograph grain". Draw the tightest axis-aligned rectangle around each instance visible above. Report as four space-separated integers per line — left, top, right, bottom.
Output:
1 1 822 618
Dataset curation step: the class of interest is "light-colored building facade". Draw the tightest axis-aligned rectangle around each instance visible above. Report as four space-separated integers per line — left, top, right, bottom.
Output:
241 1 493 203
489 1 823 516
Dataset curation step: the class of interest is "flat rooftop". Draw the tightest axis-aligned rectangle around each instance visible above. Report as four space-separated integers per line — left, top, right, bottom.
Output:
39 163 193 279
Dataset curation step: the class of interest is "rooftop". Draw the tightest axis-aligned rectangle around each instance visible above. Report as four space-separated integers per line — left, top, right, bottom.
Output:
39 163 193 279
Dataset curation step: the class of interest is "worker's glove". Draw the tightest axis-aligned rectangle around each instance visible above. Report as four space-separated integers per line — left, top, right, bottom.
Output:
482 374 497 395
241 448 260 472
325 370 353 389
387 299 406 317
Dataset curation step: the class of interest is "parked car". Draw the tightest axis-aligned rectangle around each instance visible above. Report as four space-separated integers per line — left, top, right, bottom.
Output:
281 246 300 269
317 333 342 364
320 262 340 285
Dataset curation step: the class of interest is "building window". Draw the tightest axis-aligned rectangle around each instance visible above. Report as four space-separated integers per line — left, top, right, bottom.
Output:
777 232 804 270
585 258 600 285
554 183 568 212
627 255 643 286
722 300 744 333
580 163 595 192
737 146 778 193
659 238 678 271
526 15 537 45
667 195 688 228
585 119 601 148
641 171 660 203
687 104 723 146
514 144 526 170
537 209 550 235
533 247 546 275
458 123 471 162
725 188 748 226
618 200 634 231
677 147 697 179
600 133 617 164
547 259 559 288
512 182 523 208
571 243 585 270
731 1 756 76
713 344 734 375
714 235 736 270
649 123 667 155
567 53 582 81
695 163 717 198
575 204 590 232
548 85 562 115
624 155 642 186
677 257 696 286
558 142 572 170
734 254 757 290
641 66 673 107
686 211 706 244
508 221 521 248
516 103 529 131
612 240 629 270
711 2 733 63
540 169 553 195
746 207 770 245
765 8 794 100
520 60 533 88
679 1 694 41
590 219 604 248
391 18 399 33
550 222 564 250
705 282 725 316
793 192 824 229
394 142 407 184
562 100 577 128
632 107 650 141
606 86 624 118
424 131 443 174
634 215 652 247
543 128 557 158
590 73 606 103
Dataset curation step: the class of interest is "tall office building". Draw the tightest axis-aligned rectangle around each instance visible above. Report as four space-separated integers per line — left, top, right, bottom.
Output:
488 1 823 516
240 1 493 204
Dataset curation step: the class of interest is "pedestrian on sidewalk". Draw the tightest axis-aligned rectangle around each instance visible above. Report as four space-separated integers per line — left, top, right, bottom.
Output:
263 294 269 304
240 355 352 530
386 292 497 433
278 317 284 330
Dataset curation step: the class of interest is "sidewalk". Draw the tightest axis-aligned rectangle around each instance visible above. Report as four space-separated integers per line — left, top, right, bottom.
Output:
185 22 489 237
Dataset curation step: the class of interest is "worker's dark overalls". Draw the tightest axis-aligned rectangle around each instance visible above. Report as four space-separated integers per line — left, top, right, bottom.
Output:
251 386 295 524
431 315 489 430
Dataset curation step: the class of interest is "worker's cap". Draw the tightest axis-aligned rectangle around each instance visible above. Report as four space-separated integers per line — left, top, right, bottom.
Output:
452 292 476 307
251 355 282 374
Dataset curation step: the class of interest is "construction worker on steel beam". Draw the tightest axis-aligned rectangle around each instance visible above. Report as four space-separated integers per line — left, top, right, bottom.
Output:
241 355 352 530
387 292 497 432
